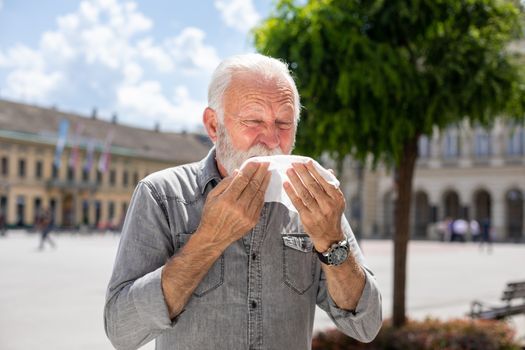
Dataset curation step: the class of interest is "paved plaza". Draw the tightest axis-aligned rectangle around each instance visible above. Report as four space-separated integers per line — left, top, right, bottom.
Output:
0 231 524 349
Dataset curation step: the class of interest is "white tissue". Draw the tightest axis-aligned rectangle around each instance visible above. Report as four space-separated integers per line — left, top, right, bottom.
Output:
239 155 340 213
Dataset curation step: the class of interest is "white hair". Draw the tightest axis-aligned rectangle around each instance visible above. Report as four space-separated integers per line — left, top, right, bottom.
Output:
207 53 301 124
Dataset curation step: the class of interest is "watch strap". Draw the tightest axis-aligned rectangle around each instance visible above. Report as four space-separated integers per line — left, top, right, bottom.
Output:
315 239 349 266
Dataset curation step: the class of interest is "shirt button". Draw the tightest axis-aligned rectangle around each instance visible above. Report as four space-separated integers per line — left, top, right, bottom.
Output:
251 300 257 308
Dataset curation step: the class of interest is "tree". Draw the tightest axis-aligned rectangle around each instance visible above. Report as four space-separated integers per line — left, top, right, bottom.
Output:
253 0 525 327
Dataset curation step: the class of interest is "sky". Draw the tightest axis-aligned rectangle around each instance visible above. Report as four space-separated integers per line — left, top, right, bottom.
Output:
0 0 276 132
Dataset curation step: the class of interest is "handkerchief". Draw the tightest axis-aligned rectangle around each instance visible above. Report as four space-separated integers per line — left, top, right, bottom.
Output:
239 155 339 212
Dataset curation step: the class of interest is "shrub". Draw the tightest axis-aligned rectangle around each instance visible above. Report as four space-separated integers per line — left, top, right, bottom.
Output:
312 318 521 350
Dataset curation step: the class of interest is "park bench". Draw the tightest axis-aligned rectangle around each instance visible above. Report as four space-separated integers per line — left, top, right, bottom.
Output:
470 281 525 320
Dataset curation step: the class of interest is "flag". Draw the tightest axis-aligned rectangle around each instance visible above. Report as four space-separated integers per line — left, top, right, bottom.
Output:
83 139 96 173
53 119 70 169
98 130 114 173
69 122 84 169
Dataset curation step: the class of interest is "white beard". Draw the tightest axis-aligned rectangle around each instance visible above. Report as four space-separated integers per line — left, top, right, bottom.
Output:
215 122 284 175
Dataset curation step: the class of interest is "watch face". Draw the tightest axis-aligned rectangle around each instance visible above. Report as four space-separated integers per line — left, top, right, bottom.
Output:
329 246 348 265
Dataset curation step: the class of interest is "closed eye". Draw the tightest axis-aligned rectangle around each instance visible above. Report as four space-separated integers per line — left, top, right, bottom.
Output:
242 119 263 127
276 121 293 130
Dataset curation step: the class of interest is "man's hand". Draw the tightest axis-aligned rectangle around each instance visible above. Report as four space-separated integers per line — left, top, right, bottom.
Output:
283 161 346 252
162 161 270 319
197 161 271 248
284 161 365 311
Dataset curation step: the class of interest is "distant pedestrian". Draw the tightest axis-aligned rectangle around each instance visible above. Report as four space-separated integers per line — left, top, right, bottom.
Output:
37 208 56 250
0 211 6 237
470 219 480 242
436 218 449 241
452 219 468 242
479 217 492 253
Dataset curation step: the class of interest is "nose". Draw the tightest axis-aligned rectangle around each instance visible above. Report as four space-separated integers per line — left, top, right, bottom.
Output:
258 126 280 149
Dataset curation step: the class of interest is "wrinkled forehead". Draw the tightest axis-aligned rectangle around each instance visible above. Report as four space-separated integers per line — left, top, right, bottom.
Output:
224 71 295 104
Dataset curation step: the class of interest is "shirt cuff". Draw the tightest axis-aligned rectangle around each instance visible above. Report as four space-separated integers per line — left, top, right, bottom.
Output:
130 265 175 330
327 268 377 321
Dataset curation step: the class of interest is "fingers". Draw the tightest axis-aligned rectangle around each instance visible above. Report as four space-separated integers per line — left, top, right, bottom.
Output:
286 161 343 213
210 172 237 197
227 162 264 198
304 161 340 197
291 162 329 200
239 162 270 202
286 166 319 210
283 181 310 213
248 170 271 217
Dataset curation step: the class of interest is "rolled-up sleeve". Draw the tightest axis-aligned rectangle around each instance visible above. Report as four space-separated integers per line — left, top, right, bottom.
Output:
316 217 383 343
104 181 175 350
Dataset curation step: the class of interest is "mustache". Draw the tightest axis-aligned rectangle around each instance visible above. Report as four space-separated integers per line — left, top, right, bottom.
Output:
215 124 283 175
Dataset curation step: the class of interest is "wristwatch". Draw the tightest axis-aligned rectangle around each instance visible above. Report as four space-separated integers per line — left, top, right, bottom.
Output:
315 239 349 266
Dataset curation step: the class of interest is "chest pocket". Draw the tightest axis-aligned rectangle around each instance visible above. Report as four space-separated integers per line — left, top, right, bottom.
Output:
178 233 225 297
282 233 316 294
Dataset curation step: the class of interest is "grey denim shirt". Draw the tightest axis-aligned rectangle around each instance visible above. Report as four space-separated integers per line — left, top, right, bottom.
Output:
104 148 382 350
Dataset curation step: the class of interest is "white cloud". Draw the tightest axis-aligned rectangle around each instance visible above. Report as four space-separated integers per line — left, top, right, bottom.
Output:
0 44 44 69
79 0 100 23
0 0 220 131
165 27 220 73
116 80 204 130
57 14 80 32
214 0 260 32
40 31 76 62
4 69 63 101
137 38 174 72
122 62 143 83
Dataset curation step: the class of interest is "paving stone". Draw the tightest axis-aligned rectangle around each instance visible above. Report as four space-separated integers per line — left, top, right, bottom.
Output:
0 231 523 349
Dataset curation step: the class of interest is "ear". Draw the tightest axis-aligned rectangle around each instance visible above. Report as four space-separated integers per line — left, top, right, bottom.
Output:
203 107 218 142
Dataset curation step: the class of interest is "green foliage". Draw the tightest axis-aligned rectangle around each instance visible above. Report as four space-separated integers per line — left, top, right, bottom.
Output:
253 0 525 165
312 318 521 350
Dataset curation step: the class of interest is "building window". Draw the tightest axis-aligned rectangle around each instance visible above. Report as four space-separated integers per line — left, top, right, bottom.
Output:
109 170 116 186
16 195 25 226
133 171 139 185
18 159 26 178
49 199 56 224
108 201 115 221
1 157 8 176
82 169 89 182
95 201 101 227
418 136 431 159
67 167 75 182
122 202 128 217
507 125 524 156
35 160 43 179
0 196 7 220
82 201 89 225
52 164 58 179
474 127 491 158
34 197 42 224
123 170 129 187
443 127 460 158
96 170 103 184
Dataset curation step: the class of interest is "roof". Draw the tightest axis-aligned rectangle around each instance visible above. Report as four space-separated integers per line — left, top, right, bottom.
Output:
0 99 212 164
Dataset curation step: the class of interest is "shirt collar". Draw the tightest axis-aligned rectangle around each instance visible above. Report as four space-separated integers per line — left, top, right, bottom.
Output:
197 146 223 194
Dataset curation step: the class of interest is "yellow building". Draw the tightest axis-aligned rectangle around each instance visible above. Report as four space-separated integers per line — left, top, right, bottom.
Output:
0 99 211 229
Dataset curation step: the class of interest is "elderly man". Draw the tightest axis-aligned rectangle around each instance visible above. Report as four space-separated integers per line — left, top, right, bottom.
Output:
104 53 382 350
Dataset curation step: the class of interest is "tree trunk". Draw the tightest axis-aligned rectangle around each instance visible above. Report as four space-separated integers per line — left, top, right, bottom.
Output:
392 135 419 328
